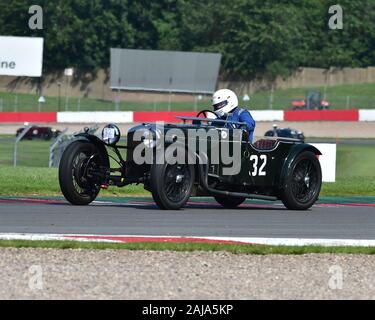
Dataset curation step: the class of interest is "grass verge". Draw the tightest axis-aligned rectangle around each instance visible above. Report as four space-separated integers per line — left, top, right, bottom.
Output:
2 82 375 111
1 169 374 198
0 166 149 197
0 144 374 197
0 240 375 254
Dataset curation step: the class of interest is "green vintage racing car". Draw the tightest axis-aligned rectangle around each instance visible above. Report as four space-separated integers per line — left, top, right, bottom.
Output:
58 110 322 210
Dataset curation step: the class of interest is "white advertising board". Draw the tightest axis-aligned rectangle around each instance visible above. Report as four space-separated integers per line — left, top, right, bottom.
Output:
0 36 44 77
311 143 337 183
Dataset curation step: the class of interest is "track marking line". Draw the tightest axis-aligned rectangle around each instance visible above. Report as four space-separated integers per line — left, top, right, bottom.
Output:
1 233 375 247
0 197 374 208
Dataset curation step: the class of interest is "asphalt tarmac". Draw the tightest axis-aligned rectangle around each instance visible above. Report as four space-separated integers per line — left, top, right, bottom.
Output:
0 198 374 239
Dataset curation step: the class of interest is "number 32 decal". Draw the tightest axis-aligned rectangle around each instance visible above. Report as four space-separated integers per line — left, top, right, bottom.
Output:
249 155 267 176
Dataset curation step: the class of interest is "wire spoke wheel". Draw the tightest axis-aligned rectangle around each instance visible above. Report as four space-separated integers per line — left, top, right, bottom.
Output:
59 141 106 205
71 151 101 196
164 164 192 203
150 151 195 210
291 159 319 204
281 151 322 210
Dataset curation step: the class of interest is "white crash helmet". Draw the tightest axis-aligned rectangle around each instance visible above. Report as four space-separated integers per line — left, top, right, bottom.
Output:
212 89 239 117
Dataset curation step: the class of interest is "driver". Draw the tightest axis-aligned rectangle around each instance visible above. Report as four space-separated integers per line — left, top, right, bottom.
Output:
212 89 256 142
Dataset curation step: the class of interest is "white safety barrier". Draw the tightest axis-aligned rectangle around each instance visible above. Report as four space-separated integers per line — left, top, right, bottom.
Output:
359 109 375 121
311 143 337 183
57 112 134 123
56 110 286 124
251 110 284 122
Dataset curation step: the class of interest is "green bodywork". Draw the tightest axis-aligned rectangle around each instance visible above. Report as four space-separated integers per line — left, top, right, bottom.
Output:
125 122 321 198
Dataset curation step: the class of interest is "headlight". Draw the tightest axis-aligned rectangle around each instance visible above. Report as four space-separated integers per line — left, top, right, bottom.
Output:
142 128 161 148
102 124 121 146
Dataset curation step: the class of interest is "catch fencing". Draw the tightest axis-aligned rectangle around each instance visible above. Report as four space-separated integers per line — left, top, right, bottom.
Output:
0 125 99 168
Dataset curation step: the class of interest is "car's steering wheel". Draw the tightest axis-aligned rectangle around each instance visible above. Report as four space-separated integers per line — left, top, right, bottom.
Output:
196 110 219 120
193 110 219 126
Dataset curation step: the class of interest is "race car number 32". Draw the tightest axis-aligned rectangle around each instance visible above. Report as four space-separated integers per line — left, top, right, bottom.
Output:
249 154 267 176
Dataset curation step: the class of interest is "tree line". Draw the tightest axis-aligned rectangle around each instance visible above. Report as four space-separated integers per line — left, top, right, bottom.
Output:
0 0 374 80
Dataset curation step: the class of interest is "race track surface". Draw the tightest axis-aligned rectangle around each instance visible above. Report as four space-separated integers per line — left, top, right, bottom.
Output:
0 197 374 240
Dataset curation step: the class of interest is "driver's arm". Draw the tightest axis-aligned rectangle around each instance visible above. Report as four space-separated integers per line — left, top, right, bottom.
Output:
239 111 256 142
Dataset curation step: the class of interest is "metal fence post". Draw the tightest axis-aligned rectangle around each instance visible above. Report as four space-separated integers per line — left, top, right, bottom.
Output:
13 124 33 167
168 92 172 112
49 128 68 168
14 94 18 112
269 87 274 110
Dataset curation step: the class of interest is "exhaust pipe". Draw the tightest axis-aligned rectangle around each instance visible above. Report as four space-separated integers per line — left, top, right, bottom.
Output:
198 164 277 201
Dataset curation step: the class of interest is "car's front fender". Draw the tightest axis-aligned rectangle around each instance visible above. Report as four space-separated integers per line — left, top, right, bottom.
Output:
72 133 110 168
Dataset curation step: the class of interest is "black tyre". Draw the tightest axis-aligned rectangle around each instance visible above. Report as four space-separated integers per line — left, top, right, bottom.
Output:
150 161 194 210
214 196 246 208
43 133 52 141
280 151 322 210
59 141 105 205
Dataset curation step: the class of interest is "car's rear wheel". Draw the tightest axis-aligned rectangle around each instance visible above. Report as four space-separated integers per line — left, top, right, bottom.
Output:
150 161 194 210
280 151 322 210
59 141 105 205
214 196 246 208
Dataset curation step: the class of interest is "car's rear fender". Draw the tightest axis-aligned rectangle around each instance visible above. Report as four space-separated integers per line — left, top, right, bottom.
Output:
277 144 322 191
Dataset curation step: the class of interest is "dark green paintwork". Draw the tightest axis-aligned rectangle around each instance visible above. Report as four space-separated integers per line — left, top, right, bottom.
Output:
125 122 322 198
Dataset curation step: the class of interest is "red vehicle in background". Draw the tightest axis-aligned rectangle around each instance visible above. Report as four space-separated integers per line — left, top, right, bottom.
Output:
291 91 330 110
16 125 61 141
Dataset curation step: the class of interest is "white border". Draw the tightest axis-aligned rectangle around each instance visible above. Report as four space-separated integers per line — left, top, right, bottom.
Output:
1 233 375 247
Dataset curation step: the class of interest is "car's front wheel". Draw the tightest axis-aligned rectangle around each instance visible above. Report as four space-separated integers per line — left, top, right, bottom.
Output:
280 151 322 210
59 141 105 205
150 161 195 210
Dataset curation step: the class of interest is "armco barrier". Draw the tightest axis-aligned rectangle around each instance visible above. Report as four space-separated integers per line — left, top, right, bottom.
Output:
133 111 196 123
0 110 374 123
133 111 284 122
284 110 359 122
0 112 56 123
56 112 134 123
359 109 375 121
251 110 284 122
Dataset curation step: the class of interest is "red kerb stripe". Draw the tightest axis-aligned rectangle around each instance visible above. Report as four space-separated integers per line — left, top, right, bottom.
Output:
284 110 359 121
0 112 57 123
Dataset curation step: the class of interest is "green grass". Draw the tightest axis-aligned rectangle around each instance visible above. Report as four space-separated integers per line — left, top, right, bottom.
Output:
249 83 375 110
0 138 51 167
321 144 375 196
0 166 147 197
335 144 375 178
0 143 374 197
1 82 375 111
0 91 209 112
322 177 375 196
1 239 375 254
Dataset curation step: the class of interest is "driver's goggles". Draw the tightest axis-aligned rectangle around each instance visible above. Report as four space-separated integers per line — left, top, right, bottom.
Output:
213 100 228 111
